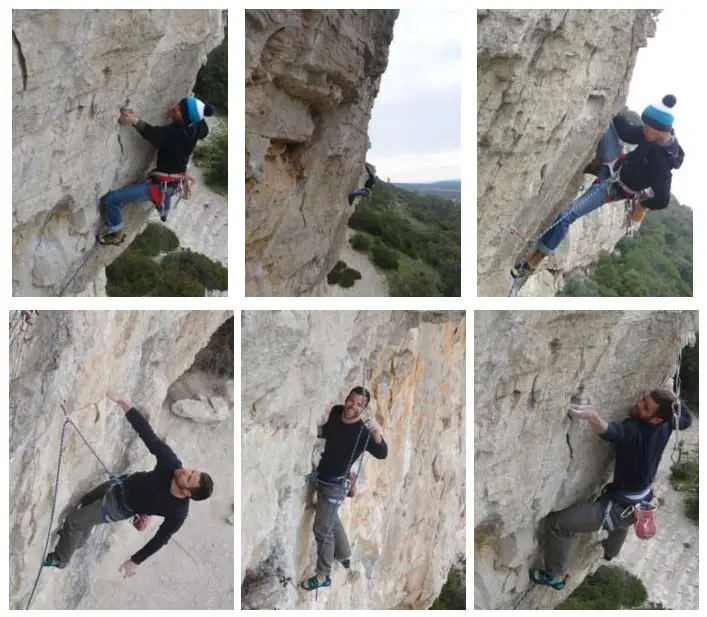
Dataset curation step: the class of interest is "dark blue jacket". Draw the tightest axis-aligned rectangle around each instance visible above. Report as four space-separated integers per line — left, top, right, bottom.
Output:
121 408 189 565
612 112 685 210
134 119 209 175
600 401 692 501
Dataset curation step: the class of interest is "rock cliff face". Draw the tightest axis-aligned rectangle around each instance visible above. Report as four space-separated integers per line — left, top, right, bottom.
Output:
477 9 658 296
474 310 697 609
245 9 398 296
9 310 233 609
241 311 466 609
12 9 225 296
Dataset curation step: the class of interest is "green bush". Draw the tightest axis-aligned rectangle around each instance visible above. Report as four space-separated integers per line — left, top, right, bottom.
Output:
105 252 162 297
194 131 228 193
347 178 460 296
389 264 440 297
431 561 465 609
160 250 228 294
106 227 228 297
557 565 647 610
670 454 699 523
350 233 371 252
371 243 399 270
327 261 362 288
128 222 180 257
193 35 227 113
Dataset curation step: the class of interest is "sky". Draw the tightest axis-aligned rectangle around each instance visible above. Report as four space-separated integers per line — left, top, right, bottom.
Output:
367 9 461 184
626 9 700 209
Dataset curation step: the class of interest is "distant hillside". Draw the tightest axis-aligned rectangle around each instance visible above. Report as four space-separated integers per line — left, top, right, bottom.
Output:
345 181 460 296
392 180 461 201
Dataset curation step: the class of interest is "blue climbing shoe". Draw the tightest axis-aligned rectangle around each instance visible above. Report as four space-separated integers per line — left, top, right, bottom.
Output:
42 552 66 569
300 575 331 591
510 261 533 279
530 568 567 590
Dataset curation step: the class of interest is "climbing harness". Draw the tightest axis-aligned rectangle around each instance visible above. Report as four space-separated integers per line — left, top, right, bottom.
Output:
146 170 190 222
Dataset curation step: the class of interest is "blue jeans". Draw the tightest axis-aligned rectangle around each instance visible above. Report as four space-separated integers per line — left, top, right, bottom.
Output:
103 183 175 232
537 121 624 255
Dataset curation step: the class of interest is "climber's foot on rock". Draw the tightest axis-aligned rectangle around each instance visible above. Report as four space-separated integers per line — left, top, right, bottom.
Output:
98 230 125 246
300 574 331 591
338 558 350 569
42 552 66 569
510 261 533 280
530 568 567 590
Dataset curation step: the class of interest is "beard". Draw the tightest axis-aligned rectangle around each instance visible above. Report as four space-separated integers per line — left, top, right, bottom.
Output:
343 406 360 420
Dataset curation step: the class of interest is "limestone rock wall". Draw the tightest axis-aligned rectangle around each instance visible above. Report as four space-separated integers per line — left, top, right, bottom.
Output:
241 311 466 609
12 9 224 296
9 310 232 609
245 9 398 296
474 310 697 609
477 9 658 296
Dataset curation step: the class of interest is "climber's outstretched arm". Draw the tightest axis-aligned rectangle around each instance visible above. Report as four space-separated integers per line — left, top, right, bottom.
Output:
585 408 609 435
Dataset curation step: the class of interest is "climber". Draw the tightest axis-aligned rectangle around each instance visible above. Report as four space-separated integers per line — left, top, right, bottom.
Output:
43 392 214 576
531 382 693 590
97 95 214 245
347 162 377 205
511 95 685 279
300 386 388 591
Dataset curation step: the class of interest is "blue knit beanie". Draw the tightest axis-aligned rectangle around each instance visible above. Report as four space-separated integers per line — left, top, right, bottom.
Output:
179 97 215 125
641 94 676 132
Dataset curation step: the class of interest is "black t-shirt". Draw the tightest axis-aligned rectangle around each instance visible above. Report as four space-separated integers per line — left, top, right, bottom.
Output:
121 408 189 564
316 405 388 477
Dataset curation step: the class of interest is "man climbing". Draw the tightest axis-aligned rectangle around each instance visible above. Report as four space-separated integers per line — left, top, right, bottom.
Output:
531 380 693 590
347 162 377 205
43 392 213 577
98 95 215 245
511 95 685 279
301 386 388 591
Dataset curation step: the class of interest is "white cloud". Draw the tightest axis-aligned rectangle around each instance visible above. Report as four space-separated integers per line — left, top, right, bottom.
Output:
367 9 461 183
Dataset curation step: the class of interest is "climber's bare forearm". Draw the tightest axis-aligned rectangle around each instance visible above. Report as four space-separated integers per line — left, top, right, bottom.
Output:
107 391 132 413
587 410 608 435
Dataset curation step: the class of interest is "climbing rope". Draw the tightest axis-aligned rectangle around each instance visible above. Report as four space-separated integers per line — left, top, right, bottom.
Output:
670 311 684 464
56 240 101 297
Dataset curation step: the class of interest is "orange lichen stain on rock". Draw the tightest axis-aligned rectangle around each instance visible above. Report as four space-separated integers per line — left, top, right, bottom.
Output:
439 383 448 394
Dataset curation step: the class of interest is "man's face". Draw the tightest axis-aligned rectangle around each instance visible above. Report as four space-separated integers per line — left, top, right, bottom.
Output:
169 102 183 124
642 123 668 142
175 468 200 493
630 393 662 424
343 393 366 421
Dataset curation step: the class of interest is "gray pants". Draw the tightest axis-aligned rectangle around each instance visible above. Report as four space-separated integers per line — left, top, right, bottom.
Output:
54 481 131 564
313 482 351 577
544 498 634 577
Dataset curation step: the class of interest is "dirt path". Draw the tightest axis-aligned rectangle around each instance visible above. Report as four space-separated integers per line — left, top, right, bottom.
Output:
614 417 699 609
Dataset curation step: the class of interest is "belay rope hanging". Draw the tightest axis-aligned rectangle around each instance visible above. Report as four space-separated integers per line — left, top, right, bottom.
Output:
307 365 372 604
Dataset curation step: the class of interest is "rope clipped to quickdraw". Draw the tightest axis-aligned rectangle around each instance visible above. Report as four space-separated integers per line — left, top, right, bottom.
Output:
670 331 684 465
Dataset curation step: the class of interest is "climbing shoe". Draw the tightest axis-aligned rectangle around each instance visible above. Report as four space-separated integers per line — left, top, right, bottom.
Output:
42 552 66 569
530 568 567 590
338 558 350 569
348 194 355 206
510 261 533 279
300 575 331 591
98 231 125 246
